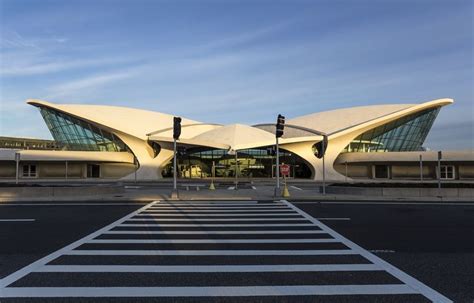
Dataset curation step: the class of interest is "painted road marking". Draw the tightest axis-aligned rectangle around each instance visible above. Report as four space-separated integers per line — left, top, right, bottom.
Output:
0 203 149 206
137 213 301 216
65 249 357 256
1 285 418 297
281 200 452 303
0 201 155 288
290 186 303 191
143 209 293 212
119 223 316 227
127 218 308 221
103 230 326 234
87 238 339 244
0 219 35 222
0 199 452 302
148 206 289 210
37 264 381 273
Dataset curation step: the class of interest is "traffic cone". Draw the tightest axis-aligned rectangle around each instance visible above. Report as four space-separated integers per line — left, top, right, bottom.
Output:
209 180 216 190
282 184 290 197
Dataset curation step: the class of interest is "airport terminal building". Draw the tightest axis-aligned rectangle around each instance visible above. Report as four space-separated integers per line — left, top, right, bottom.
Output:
0 98 473 182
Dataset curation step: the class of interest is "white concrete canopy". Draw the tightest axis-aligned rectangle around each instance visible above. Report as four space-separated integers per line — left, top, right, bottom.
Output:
25 98 455 181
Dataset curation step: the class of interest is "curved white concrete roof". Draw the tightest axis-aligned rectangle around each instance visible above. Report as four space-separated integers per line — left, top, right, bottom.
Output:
288 99 453 136
192 124 276 151
28 98 453 147
27 99 203 140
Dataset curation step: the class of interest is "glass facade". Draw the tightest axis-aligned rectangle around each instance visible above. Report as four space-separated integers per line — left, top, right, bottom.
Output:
343 107 440 153
39 107 129 152
162 147 312 179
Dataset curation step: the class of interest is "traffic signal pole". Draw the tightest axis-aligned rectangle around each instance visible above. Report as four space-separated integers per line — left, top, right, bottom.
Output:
173 138 177 191
322 136 326 195
274 114 285 197
276 136 280 190
171 117 182 199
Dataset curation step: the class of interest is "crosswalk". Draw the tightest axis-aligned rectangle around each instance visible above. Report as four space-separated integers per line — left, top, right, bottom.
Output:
0 200 451 302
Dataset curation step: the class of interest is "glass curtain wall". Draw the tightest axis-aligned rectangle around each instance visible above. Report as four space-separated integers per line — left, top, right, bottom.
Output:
39 107 129 152
343 107 440 153
162 147 312 179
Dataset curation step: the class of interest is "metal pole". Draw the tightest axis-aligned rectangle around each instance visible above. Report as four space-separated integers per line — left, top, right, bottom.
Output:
234 150 238 190
65 161 68 180
322 138 326 195
134 161 137 184
173 138 177 191
345 161 348 183
212 161 215 181
419 155 423 182
438 152 441 191
276 137 280 189
15 152 20 184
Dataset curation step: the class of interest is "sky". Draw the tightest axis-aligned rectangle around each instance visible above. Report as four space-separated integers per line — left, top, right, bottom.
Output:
0 0 473 150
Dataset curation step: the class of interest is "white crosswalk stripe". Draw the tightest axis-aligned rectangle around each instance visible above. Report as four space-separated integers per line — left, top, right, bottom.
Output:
0 200 452 302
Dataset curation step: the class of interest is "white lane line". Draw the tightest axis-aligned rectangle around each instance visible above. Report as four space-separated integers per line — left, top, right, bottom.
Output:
0 201 158 288
282 200 453 303
127 218 308 222
290 186 303 191
1 284 418 297
0 203 149 206
87 238 338 244
142 209 293 213
0 219 35 222
119 223 316 227
294 201 474 206
317 218 351 221
227 186 235 190
37 264 381 273
104 230 326 235
66 249 357 256
251 186 257 190
137 213 300 217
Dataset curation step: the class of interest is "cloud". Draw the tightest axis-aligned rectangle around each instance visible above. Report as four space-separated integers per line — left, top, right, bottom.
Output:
0 30 41 50
195 20 296 51
46 68 142 99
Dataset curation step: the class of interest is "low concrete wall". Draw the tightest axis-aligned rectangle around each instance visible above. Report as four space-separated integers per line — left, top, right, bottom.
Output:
325 186 473 198
0 186 124 198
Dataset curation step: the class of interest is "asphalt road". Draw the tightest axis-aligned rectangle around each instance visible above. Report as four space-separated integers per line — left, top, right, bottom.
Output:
0 200 472 302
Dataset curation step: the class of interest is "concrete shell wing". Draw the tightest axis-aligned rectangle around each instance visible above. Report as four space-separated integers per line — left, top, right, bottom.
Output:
27 99 200 140
287 98 453 136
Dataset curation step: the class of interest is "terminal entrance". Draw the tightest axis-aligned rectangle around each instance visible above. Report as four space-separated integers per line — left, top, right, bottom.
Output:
161 147 312 179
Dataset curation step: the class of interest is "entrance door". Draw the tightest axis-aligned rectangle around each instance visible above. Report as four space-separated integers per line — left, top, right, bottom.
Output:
374 165 390 179
87 164 100 178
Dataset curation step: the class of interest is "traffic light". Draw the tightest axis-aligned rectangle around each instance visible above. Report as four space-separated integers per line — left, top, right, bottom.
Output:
276 114 285 138
314 135 328 159
173 117 182 140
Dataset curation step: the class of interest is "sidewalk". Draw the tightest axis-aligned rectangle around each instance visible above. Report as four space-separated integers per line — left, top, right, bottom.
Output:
1 185 473 203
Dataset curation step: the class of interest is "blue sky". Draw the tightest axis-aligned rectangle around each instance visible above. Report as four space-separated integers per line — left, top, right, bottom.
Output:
0 0 472 150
